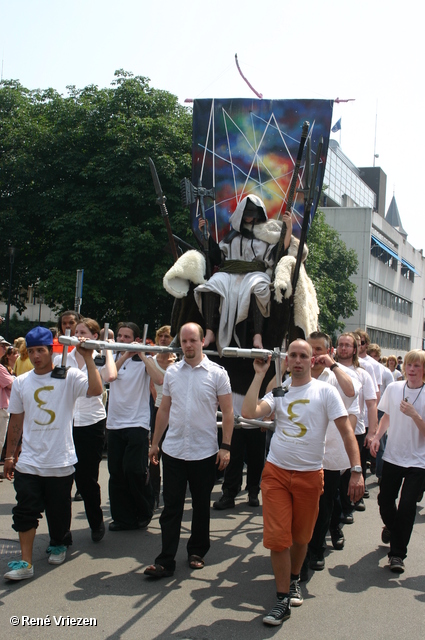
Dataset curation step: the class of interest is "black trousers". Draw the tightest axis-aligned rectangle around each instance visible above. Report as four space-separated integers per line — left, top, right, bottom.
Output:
155 452 217 572
73 418 105 530
378 460 425 560
12 470 73 547
107 427 154 526
309 469 341 555
221 427 266 498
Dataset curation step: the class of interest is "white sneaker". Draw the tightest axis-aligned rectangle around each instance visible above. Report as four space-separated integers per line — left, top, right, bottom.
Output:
4 561 34 581
47 545 67 565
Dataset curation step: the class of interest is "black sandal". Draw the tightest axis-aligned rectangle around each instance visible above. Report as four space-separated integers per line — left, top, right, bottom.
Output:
144 564 174 579
188 555 205 570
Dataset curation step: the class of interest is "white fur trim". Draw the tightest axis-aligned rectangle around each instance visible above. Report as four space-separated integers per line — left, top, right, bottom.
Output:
247 219 283 244
273 255 319 337
274 255 295 302
163 250 206 299
287 236 308 261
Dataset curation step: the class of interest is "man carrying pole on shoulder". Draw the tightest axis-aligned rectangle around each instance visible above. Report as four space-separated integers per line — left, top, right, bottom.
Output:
144 322 234 578
3 326 102 581
242 339 364 627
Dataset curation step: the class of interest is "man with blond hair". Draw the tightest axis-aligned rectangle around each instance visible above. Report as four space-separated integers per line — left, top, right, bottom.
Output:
370 349 425 574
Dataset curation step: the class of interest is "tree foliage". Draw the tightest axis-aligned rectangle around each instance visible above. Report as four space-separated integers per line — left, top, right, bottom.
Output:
1 74 358 340
306 209 359 339
0 71 193 330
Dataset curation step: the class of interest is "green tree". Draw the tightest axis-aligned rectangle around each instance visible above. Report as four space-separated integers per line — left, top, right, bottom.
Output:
306 210 359 338
0 71 193 332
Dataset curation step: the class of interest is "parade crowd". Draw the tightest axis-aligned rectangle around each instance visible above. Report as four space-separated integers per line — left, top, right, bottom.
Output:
1 314 424 628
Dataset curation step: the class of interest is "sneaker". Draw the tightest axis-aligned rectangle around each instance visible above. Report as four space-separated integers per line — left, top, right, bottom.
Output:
340 511 354 524
47 545 67 565
4 561 34 581
263 596 291 626
289 578 303 606
355 499 366 512
363 489 370 499
330 526 345 550
74 491 83 502
389 556 405 574
381 526 391 544
213 494 235 510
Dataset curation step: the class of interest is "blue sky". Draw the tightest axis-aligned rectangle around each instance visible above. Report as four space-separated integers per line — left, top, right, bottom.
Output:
1 0 423 248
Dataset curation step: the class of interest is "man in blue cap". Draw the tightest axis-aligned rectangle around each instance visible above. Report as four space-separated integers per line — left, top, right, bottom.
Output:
3 326 103 581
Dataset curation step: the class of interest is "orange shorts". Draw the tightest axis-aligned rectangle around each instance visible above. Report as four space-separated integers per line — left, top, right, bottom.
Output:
261 461 324 552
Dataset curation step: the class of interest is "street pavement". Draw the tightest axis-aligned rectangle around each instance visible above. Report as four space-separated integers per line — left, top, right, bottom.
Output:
1 461 424 639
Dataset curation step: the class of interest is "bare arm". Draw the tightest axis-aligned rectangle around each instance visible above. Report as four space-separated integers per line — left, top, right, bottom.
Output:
399 399 425 437
217 393 234 470
334 415 365 502
242 357 273 419
3 413 24 480
76 341 103 397
140 353 163 386
150 377 157 404
369 413 389 457
282 212 293 251
315 355 354 397
364 398 378 446
100 348 117 383
331 364 355 397
149 395 172 465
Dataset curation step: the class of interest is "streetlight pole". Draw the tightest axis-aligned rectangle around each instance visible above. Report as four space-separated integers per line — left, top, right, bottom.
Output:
4 246 16 340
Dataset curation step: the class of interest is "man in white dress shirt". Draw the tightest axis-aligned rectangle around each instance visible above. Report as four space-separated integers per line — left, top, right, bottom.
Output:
144 322 234 578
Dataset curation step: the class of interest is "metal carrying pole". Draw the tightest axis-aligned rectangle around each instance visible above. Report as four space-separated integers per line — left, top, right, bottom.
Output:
51 329 71 379
216 411 275 432
58 336 287 361
74 269 84 314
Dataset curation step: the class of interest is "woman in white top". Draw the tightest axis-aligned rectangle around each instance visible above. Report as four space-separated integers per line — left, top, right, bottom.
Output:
149 325 176 508
387 354 403 381
70 318 117 541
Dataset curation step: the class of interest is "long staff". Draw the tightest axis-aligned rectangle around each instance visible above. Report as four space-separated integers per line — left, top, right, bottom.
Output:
273 121 310 273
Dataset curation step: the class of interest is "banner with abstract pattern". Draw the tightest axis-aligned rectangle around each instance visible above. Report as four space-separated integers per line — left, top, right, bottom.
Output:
190 98 333 244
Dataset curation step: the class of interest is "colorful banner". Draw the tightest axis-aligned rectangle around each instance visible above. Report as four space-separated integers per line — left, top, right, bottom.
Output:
190 98 333 243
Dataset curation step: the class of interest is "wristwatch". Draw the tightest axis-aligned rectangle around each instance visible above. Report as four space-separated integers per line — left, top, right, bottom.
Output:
330 362 339 371
350 465 362 473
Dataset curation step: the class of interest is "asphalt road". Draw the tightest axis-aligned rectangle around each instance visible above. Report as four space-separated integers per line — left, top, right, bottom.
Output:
1 461 424 639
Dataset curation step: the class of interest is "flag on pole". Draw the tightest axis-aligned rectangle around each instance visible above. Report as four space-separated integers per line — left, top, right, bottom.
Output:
331 118 341 133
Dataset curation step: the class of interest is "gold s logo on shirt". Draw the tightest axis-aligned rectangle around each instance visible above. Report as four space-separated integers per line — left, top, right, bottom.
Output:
282 399 310 438
34 386 56 425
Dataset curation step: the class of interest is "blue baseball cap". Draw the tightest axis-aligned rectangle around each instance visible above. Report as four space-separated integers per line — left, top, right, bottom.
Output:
26 326 54 348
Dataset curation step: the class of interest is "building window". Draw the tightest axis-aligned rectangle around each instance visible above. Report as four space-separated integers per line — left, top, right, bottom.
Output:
367 327 410 352
401 264 415 282
368 283 412 317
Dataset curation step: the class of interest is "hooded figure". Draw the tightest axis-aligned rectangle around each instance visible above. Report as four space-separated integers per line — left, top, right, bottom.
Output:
194 195 292 353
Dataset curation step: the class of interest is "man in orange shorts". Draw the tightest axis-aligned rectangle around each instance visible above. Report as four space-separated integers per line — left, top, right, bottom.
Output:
242 339 364 627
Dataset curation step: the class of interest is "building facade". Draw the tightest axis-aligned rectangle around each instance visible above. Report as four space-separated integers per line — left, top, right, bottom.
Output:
321 141 425 355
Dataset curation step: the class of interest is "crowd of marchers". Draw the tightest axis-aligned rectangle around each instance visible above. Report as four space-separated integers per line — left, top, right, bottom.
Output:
1 315 424 629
